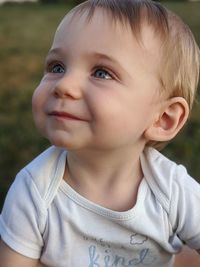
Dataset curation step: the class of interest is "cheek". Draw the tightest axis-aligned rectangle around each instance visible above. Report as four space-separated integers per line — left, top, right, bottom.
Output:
90 92 154 135
89 94 131 136
32 84 46 114
32 86 48 135
32 89 38 113
32 86 48 132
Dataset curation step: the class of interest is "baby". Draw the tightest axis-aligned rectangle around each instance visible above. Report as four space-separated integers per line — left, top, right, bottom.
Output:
0 0 200 267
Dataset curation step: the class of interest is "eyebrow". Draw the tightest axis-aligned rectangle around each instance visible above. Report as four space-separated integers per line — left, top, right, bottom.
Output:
46 47 62 59
46 48 132 79
85 52 132 78
91 52 120 64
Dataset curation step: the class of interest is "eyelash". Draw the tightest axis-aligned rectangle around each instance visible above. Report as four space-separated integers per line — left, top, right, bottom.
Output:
45 61 117 81
46 61 65 74
92 66 115 80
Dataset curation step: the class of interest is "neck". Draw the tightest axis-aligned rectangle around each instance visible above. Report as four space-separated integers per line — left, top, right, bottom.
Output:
63 145 145 211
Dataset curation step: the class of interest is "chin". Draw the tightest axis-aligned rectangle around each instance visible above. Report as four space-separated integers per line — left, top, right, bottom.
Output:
47 136 84 151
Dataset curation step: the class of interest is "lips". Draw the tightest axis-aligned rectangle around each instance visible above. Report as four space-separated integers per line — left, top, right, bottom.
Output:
48 111 84 121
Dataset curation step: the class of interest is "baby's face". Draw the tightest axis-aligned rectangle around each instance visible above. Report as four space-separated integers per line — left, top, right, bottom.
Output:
32 8 164 151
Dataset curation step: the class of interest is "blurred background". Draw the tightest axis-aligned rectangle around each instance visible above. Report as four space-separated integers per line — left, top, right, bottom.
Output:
0 0 200 210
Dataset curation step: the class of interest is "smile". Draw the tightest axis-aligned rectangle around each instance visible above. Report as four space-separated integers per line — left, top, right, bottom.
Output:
48 111 85 121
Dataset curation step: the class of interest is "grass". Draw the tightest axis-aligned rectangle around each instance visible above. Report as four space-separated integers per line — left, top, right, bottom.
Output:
0 1 200 209
0 3 71 207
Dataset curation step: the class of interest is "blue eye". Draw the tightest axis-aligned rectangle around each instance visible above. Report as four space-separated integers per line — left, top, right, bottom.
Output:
51 64 65 73
93 69 112 80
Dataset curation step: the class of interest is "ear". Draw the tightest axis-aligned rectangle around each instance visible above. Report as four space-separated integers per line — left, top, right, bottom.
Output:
144 97 189 142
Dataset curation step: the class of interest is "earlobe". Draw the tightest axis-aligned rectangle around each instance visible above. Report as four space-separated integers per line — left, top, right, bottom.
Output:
144 97 189 142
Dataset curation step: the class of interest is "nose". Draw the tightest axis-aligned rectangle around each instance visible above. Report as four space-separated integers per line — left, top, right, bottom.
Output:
53 72 83 100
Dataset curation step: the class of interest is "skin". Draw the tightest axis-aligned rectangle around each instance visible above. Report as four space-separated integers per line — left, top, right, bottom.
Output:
32 9 167 210
32 12 163 152
174 247 200 267
0 7 199 267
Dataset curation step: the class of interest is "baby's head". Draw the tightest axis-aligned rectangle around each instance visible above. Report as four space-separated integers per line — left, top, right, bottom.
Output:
70 0 200 148
71 0 199 109
32 0 200 151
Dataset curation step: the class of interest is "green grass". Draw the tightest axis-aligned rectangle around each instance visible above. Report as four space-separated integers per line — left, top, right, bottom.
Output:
157 1 200 180
0 3 71 207
0 2 200 209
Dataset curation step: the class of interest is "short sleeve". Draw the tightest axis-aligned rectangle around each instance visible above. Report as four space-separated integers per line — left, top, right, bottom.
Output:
0 169 47 259
169 165 200 250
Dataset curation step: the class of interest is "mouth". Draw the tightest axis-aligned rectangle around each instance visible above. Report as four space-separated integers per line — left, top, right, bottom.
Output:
48 111 85 121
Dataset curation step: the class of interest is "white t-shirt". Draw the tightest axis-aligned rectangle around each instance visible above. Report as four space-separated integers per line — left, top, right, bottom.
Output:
0 146 200 267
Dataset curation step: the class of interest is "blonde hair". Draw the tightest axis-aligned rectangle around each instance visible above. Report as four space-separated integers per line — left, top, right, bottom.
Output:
71 0 200 148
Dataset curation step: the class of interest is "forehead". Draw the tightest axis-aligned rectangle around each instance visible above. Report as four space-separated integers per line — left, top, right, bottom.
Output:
54 9 128 47
51 8 162 81
54 8 161 50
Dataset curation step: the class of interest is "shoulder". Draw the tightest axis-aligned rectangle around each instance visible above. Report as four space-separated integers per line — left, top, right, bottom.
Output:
20 146 66 201
141 147 200 212
141 147 200 249
0 146 66 259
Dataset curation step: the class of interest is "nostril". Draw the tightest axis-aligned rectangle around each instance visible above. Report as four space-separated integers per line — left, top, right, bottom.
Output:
53 76 83 100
